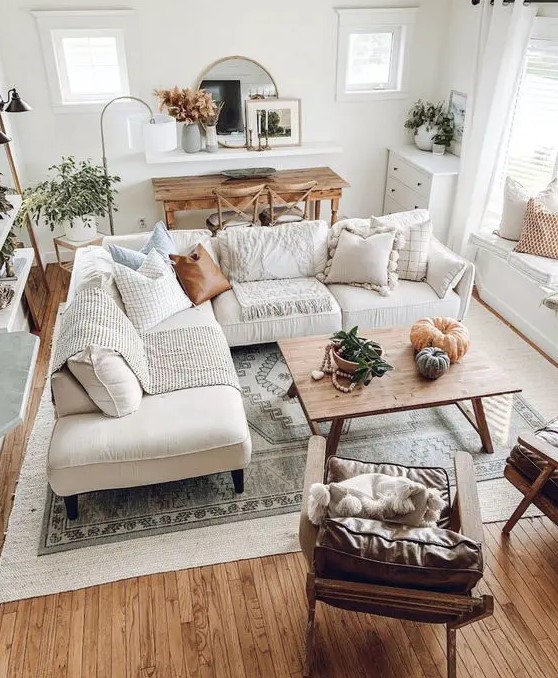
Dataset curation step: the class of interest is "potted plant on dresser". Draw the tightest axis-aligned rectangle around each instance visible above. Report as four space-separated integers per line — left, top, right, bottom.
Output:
404 100 446 152
16 156 120 242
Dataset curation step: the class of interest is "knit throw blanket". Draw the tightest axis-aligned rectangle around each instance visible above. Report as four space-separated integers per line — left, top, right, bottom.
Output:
232 277 333 321
52 288 240 395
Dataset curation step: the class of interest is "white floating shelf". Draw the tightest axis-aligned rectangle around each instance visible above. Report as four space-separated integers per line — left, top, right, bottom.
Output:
0 194 22 252
0 248 34 332
145 142 342 165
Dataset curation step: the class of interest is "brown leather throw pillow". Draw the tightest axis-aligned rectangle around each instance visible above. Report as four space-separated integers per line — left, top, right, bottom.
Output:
170 244 231 305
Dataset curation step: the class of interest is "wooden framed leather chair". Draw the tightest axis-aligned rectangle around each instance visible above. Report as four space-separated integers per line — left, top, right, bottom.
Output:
206 183 266 234
259 179 317 226
299 436 493 678
502 420 558 535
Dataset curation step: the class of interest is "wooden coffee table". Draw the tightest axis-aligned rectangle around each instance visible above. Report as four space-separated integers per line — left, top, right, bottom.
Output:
278 327 522 459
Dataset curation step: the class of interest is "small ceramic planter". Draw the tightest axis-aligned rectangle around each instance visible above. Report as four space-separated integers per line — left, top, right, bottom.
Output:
204 125 219 153
332 346 384 374
432 143 446 156
414 124 439 151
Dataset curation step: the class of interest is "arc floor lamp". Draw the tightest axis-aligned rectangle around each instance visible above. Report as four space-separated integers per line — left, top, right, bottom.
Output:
0 88 49 332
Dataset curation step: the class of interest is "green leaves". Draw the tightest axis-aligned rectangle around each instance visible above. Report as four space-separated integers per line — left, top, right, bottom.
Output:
404 100 448 133
331 326 393 386
15 156 120 231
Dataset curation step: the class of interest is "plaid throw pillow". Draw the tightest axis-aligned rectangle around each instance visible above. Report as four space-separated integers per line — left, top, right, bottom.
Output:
515 198 558 260
113 249 192 331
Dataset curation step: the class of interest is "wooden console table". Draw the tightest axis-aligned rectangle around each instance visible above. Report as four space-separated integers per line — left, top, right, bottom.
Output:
152 167 350 227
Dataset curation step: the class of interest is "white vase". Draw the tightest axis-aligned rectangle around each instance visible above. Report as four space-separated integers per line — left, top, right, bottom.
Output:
205 125 218 153
414 124 439 151
64 216 97 242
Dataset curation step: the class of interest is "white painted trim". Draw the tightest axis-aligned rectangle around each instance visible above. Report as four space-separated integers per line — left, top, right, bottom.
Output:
31 9 137 110
533 16 558 40
335 7 418 103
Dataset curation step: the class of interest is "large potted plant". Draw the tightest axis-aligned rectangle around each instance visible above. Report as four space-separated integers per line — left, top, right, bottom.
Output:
16 157 120 242
0 174 14 220
154 87 218 153
404 100 446 151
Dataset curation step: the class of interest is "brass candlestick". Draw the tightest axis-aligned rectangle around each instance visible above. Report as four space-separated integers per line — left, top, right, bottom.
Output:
257 132 264 151
247 129 255 151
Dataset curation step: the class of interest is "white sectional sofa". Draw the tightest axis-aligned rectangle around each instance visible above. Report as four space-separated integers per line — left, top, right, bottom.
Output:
48 224 474 518
470 231 558 362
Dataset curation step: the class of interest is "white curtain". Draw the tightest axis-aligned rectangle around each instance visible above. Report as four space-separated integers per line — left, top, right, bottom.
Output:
447 0 536 255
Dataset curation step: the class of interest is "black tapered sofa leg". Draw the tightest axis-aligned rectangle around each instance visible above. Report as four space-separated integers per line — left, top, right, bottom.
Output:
63 494 79 520
231 469 244 494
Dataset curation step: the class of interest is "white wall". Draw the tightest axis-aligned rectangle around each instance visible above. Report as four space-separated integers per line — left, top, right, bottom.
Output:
0 0 449 258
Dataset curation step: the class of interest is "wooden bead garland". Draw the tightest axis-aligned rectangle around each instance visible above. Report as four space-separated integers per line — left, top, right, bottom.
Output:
314 343 357 393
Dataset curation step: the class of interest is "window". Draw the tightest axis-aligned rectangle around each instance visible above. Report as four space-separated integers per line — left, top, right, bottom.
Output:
499 18 558 194
32 10 136 110
336 9 417 102
51 29 129 104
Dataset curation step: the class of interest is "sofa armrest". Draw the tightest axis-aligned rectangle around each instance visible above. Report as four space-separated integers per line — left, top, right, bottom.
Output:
102 233 150 252
429 237 475 320
452 451 484 545
299 436 326 571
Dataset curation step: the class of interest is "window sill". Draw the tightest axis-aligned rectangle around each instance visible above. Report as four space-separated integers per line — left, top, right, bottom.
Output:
50 101 138 115
337 89 409 103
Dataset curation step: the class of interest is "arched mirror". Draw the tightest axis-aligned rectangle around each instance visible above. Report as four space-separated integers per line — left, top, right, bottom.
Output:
196 57 278 148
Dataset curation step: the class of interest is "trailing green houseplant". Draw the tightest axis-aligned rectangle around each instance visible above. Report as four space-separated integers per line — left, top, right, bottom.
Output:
15 157 120 241
0 174 13 220
331 326 393 386
432 113 455 149
0 228 18 278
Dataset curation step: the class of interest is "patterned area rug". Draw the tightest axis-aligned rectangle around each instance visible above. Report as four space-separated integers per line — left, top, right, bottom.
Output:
39 343 544 555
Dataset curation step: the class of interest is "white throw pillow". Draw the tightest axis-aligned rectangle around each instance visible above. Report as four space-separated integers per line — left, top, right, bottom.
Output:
498 177 558 241
113 249 192 331
371 209 432 281
318 218 403 295
73 245 124 310
325 229 396 290
217 220 328 281
426 241 467 298
67 345 143 417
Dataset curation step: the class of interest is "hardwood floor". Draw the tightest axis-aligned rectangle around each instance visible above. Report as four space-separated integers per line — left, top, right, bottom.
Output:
0 265 557 677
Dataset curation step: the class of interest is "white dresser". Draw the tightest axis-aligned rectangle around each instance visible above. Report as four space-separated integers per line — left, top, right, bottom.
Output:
383 145 460 243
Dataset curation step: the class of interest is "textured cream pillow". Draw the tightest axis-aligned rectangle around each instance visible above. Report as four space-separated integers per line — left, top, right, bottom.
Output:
318 219 403 295
426 241 467 299
371 209 432 282
113 249 192 331
498 177 558 241
67 345 143 417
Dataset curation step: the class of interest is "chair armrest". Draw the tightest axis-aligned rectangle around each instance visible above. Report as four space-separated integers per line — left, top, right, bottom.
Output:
453 451 484 544
518 432 558 466
299 436 326 571
429 237 475 320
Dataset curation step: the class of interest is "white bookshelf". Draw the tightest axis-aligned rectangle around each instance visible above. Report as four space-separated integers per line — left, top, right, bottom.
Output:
0 194 22 251
0 248 34 332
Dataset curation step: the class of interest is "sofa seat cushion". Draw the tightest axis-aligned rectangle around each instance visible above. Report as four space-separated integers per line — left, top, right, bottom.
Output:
509 251 558 289
328 280 460 330
507 420 558 503
48 384 251 496
326 455 452 528
314 516 483 594
212 283 342 347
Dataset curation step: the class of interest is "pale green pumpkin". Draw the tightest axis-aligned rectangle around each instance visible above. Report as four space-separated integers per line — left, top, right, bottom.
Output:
415 347 450 380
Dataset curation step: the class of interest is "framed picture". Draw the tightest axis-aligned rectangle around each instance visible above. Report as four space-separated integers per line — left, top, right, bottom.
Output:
448 90 467 157
245 98 301 146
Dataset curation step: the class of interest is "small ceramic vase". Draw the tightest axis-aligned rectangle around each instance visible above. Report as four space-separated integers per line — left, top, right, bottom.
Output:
182 123 202 153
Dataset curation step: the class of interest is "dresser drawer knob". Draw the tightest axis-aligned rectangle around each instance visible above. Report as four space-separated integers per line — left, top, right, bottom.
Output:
390 188 395 193
417 182 422 187
393 167 398 171
414 205 419 209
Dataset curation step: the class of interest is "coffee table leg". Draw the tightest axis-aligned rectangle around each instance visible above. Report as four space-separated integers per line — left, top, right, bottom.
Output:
472 398 494 454
326 418 344 459
287 382 297 398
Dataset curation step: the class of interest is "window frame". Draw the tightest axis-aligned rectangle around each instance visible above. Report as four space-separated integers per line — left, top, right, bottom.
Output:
32 9 137 113
335 8 417 102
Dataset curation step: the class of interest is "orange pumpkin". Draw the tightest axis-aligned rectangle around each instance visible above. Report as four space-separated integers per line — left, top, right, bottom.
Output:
410 317 470 363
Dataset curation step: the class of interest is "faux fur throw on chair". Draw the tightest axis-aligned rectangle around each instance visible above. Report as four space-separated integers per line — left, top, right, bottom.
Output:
308 473 446 528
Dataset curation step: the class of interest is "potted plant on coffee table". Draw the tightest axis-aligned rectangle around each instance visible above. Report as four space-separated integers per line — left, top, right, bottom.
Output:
404 100 446 152
16 157 120 242
331 326 393 386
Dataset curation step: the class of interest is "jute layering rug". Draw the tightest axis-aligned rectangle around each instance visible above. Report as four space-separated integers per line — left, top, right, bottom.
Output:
0 299 554 601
